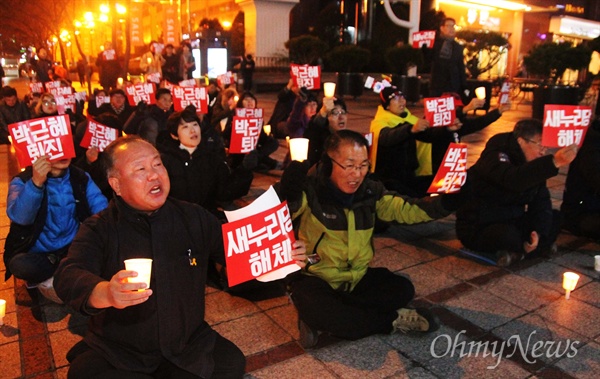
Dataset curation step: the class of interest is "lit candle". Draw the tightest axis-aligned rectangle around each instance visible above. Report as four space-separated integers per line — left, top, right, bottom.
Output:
475 86 486 100
289 138 309 162
562 272 580 300
323 82 336 98
147 57 152 64
0 299 6 326
124 259 153 291
117 77 123 87
263 124 271 136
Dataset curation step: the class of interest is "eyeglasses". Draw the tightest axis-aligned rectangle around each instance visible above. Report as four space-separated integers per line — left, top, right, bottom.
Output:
329 109 347 117
43 100 57 106
330 157 370 173
524 138 546 151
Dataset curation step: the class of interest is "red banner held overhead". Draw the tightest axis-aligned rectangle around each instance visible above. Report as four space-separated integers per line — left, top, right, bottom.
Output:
427 143 468 194
412 30 436 48
229 108 263 154
9 115 75 167
424 96 456 127
222 201 296 287
290 64 321 90
80 120 119 152
542 105 591 148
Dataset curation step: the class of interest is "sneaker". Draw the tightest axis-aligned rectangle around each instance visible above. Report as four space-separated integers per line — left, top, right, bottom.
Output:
495 250 522 267
392 308 439 334
37 277 63 304
298 319 319 349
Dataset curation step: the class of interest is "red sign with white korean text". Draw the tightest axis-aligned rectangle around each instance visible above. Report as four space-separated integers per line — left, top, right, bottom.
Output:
542 105 591 148
130 2 143 46
145 72 161 84
412 30 436 48
217 72 235 86
499 81 511 106
290 64 321 90
96 95 111 108
424 96 456 127
80 119 119 152
171 85 208 113
125 83 156 106
47 84 72 98
229 108 263 154
44 81 63 93
222 201 296 287
29 82 44 93
8 115 75 167
427 143 467 194
55 94 76 115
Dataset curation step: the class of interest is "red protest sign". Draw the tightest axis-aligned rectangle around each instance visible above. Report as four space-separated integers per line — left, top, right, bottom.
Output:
424 96 456 127
29 82 44 93
9 115 75 167
125 83 156 106
229 108 263 154
217 72 235 86
96 95 111 108
55 94 76 115
427 143 467 194
412 30 436 48
44 80 62 93
171 85 208 113
222 201 296 287
80 119 119 152
542 105 591 148
145 72 161 84
290 64 321 90
499 81 511 106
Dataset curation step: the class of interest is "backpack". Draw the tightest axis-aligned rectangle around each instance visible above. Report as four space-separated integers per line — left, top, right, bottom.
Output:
3 166 91 281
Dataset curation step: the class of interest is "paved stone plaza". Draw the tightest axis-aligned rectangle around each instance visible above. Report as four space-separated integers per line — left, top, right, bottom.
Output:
1 74 599 378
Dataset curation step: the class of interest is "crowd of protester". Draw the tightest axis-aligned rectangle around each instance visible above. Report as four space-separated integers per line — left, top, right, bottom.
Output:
1 29 600 377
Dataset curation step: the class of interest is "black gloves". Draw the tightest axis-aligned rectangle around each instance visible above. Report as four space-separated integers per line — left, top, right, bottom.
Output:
279 160 310 203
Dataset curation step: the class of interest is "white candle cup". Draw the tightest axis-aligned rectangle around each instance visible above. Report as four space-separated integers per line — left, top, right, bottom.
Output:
475 86 486 100
289 138 309 162
0 299 6 326
263 124 271 136
117 77 124 87
562 272 580 300
124 258 153 290
594 255 600 272
323 82 336 98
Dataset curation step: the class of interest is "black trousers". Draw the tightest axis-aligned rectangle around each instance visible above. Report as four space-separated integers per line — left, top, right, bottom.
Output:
459 210 561 259
67 334 246 379
563 211 600 240
288 267 415 340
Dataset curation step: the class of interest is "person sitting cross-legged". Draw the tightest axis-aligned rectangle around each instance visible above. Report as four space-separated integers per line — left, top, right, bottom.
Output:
279 130 458 348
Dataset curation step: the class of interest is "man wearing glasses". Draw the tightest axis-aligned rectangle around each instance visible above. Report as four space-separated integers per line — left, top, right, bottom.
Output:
279 130 455 348
456 118 578 266
429 17 468 98
304 97 348 165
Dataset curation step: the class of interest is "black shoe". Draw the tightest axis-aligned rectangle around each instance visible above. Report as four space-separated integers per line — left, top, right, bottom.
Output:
298 319 319 349
496 250 522 267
